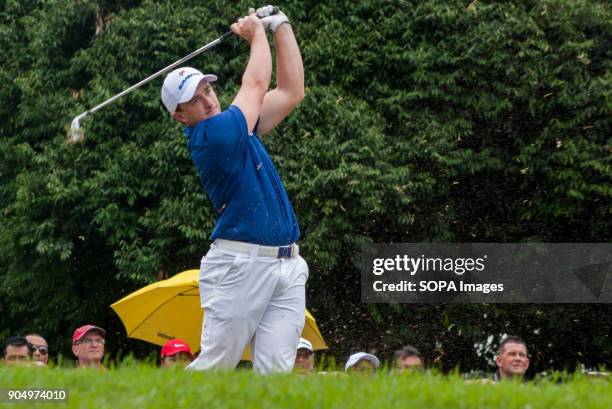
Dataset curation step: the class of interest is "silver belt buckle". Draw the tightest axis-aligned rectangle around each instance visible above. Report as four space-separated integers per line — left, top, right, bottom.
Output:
277 245 294 258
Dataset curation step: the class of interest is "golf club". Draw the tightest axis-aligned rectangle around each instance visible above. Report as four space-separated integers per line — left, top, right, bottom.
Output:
68 6 278 144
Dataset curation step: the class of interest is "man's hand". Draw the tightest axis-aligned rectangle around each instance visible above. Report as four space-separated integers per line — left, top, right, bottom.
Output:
250 5 289 33
230 13 266 43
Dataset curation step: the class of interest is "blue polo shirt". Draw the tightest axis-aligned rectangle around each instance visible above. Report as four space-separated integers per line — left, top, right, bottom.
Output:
184 105 300 246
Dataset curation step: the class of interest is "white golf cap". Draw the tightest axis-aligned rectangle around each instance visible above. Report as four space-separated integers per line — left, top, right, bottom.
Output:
345 352 380 371
161 67 217 112
296 338 313 352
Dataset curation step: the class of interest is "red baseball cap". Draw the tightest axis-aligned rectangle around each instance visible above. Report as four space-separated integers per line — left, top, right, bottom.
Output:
72 325 106 344
160 339 194 359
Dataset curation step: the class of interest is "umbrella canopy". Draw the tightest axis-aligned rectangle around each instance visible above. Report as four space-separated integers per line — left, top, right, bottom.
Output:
111 269 327 360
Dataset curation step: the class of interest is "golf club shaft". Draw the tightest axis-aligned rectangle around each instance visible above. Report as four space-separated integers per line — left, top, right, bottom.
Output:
83 31 233 117
69 6 279 143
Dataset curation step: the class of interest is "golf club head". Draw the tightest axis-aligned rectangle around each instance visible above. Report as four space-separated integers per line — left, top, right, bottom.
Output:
68 115 84 144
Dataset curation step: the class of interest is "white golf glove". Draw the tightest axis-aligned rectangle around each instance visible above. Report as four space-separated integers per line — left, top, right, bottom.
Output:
249 5 289 33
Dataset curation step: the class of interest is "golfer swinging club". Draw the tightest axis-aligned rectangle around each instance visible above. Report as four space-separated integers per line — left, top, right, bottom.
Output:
161 6 306 373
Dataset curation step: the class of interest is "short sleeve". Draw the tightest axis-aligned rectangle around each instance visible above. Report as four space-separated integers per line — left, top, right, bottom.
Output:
205 105 248 151
188 105 249 172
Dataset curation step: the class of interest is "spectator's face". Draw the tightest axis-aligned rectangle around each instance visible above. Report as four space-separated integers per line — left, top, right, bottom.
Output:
351 359 376 375
3 345 30 366
294 349 314 374
173 81 220 127
495 342 529 378
396 355 423 372
72 332 105 364
26 335 49 365
161 352 192 368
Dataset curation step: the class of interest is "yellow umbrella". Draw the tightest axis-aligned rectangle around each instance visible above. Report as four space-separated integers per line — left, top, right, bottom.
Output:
111 269 327 360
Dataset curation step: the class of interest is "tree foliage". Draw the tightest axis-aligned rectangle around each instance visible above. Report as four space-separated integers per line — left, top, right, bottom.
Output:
1 0 610 370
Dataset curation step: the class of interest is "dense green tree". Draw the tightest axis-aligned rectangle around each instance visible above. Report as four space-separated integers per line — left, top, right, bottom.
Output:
1 0 610 370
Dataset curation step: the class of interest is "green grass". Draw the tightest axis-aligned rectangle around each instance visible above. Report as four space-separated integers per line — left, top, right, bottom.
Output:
1 365 610 409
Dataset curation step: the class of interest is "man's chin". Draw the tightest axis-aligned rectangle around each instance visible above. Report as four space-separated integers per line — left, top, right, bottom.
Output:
205 109 220 118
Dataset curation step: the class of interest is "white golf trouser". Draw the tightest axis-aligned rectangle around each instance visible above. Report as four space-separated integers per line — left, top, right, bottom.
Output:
186 240 308 374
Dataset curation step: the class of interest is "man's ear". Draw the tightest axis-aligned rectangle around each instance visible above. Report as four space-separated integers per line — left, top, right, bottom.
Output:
72 345 78 357
171 111 187 125
495 355 501 368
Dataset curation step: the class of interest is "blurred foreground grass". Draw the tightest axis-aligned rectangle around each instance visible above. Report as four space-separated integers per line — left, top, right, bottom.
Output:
1 365 610 409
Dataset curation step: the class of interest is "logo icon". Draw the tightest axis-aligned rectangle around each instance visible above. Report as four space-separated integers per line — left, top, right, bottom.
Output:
178 73 196 90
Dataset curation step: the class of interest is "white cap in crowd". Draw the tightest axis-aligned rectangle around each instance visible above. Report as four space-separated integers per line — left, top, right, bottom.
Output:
296 338 313 352
345 352 380 371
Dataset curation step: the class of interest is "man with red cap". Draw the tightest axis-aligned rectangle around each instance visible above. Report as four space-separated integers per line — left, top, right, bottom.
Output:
72 324 106 369
160 339 194 368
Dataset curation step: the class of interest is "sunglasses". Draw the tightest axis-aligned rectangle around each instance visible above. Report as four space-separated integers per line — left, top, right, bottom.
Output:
31 344 49 355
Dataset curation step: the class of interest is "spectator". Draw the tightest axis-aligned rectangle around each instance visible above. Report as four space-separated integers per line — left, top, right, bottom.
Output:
160 339 194 368
494 335 530 382
294 338 315 375
394 345 424 372
72 325 106 369
345 352 380 375
26 333 49 365
2 336 33 366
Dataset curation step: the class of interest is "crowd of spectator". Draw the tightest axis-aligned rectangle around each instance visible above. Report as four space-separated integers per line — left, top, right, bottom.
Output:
2 327 551 383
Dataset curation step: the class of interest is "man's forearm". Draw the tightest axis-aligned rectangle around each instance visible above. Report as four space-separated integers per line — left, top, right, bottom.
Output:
243 30 272 92
273 24 304 100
